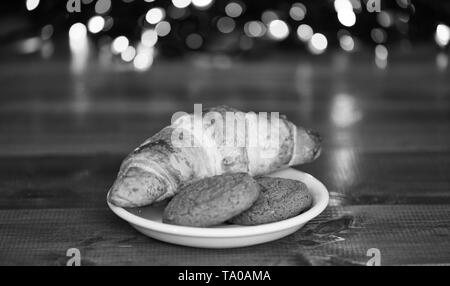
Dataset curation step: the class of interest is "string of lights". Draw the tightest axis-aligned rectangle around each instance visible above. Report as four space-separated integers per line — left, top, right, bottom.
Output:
5 0 449 71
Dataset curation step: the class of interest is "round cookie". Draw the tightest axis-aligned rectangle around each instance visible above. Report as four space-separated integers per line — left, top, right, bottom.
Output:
163 173 260 227
229 177 312 225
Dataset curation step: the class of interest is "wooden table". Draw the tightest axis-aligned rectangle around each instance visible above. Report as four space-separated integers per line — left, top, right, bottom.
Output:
0 52 449 265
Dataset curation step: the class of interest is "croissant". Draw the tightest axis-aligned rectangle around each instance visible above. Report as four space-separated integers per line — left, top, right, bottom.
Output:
108 105 321 207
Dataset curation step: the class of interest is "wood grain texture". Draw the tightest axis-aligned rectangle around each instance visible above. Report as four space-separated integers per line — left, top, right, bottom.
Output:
0 151 448 209
0 57 449 155
0 53 449 265
0 205 449 266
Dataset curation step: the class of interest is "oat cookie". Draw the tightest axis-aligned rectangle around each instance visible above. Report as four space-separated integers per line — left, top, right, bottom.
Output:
163 173 260 227
229 177 312 225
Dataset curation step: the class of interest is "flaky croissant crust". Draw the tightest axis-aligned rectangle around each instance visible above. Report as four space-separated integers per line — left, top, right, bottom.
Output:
108 106 321 207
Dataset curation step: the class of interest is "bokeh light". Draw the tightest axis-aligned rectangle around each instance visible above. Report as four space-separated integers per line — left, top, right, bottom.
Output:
244 21 266 38
17 0 442 73
19 37 41 54
88 16 105 34
261 10 278 24
172 0 191 9
331 93 362 127
436 52 448 71
192 0 213 9
141 29 158 47
334 0 353 12
217 17 235 34
41 24 53 40
375 44 388 60
133 48 154 71
396 0 410 9
289 3 307 21
377 11 393 28
339 34 354 52
350 0 362 12
146 8 165 24
155 21 171 37
334 0 356 27
297 24 313 42
69 23 87 42
308 33 327 54
26 0 40 11
111 36 129 54
225 2 243 18
40 41 54 59
267 20 290 41
95 0 111 14
121 46 136 62
375 44 388 69
435 24 450 47
103 16 114 31
371 28 387 43
337 9 356 27
68 23 89 73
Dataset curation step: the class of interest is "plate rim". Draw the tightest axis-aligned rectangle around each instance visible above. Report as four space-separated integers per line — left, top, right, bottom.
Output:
107 168 329 238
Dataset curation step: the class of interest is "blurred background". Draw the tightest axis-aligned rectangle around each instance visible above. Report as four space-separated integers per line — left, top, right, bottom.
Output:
0 0 449 156
0 0 450 265
1 0 449 65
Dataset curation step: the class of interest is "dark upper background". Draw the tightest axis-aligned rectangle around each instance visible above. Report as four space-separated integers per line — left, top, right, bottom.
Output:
0 0 449 155
0 0 449 265
0 0 449 58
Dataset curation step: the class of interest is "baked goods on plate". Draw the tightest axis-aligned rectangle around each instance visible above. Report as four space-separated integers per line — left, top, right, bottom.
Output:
229 177 313 226
163 173 260 227
107 106 327 247
107 168 329 248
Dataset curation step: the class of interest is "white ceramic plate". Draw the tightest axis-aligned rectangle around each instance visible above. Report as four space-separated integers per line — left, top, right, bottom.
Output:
107 168 329 248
